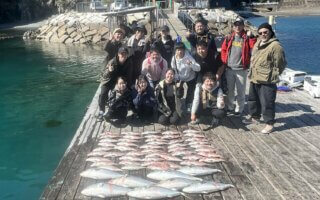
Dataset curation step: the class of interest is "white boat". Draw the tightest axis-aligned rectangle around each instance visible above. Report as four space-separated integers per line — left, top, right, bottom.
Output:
304 75 320 98
280 68 307 84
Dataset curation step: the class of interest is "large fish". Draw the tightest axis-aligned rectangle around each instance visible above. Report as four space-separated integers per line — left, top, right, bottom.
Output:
121 131 141 136
183 129 201 133
156 178 201 191
108 175 155 188
80 168 124 180
127 186 181 199
86 157 111 163
178 166 221 176
141 131 160 135
81 182 131 198
90 164 122 172
182 181 234 194
147 170 202 181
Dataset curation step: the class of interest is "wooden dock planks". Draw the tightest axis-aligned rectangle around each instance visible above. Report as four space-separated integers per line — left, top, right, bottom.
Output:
40 89 320 200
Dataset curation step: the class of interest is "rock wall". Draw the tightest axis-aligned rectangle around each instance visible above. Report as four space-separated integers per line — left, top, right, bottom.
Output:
23 12 110 45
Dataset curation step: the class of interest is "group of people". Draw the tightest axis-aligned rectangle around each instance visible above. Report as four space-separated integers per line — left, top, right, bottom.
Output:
97 17 287 134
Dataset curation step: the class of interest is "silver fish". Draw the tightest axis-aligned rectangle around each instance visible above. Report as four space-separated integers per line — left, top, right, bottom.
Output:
114 146 137 152
86 157 111 163
180 160 208 166
103 151 125 158
182 181 234 194
121 164 145 171
80 168 123 180
81 182 131 198
183 129 201 133
99 138 118 143
156 178 201 191
87 151 106 157
162 131 181 135
91 165 122 172
141 131 160 135
121 131 141 136
109 175 155 188
125 151 145 157
127 186 181 199
178 166 221 176
147 170 202 181
97 142 115 147
119 155 142 162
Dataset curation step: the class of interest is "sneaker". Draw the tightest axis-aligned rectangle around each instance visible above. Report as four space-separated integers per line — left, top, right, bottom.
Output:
211 117 219 127
97 111 104 121
189 118 200 125
261 124 274 134
242 116 260 124
233 112 242 117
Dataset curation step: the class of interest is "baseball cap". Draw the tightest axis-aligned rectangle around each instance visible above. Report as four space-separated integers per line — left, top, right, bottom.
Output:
234 18 244 25
118 47 128 54
161 25 170 32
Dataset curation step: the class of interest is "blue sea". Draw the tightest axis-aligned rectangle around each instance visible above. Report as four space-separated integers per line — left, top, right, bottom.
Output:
0 15 319 200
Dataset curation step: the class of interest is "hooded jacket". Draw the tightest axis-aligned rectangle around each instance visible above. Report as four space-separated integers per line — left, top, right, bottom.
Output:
220 31 257 69
249 38 287 84
171 51 201 82
141 56 168 82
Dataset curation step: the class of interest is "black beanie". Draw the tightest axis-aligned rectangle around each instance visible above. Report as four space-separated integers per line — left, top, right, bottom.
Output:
258 22 275 37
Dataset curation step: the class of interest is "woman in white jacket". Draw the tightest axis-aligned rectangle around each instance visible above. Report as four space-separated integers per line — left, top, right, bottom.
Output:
171 42 200 107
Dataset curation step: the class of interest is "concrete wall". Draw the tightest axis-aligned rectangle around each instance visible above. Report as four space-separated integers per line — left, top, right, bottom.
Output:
279 0 320 8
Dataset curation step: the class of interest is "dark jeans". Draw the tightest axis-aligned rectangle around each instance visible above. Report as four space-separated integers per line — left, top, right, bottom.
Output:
186 78 197 105
198 107 226 120
134 106 154 120
98 84 111 112
247 82 277 125
105 106 128 120
158 111 180 125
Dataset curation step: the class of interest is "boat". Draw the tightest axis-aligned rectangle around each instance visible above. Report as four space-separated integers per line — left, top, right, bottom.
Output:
280 68 307 85
304 75 320 98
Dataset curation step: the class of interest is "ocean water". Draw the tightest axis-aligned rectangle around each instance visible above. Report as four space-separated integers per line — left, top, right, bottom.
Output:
249 15 320 74
0 37 105 199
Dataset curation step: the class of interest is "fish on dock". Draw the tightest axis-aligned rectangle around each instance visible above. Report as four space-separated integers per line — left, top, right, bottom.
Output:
156 178 201 191
182 181 234 194
147 170 202 181
80 168 124 180
127 186 181 199
178 166 221 176
81 182 131 198
86 157 112 163
108 175 155 188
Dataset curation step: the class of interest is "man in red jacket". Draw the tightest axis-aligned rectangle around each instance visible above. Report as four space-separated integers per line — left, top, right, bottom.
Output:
221 18 256 116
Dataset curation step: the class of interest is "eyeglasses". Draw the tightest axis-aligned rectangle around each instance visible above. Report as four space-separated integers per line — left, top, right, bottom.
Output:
258 31 269 35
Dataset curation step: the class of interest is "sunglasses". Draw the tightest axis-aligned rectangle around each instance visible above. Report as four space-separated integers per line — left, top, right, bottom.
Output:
258 31 269 35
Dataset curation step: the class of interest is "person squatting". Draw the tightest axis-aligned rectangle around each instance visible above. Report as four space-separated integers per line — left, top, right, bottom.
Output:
98 19 286 133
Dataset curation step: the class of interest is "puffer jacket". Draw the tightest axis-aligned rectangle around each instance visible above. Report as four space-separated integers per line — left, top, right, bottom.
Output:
220 31 257 69
249 38 287 84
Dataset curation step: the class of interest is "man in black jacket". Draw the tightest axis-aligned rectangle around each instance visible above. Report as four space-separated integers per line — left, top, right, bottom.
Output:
98 47 136 120
193 41 227 94
153 25 174 67
186 19 218 57
103 28 125 63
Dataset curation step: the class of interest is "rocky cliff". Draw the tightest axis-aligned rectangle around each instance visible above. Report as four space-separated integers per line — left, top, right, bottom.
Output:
0 0 79 24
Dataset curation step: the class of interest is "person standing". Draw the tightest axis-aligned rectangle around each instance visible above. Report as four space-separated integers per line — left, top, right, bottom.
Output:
153 25 175 68
98 47 135 121
103 28 125 63
221 18 257 116
243 22 287 134
186 18 218 57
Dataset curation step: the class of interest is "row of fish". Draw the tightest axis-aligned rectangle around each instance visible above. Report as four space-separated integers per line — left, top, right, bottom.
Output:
80 129 234 199
82 177 234 199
